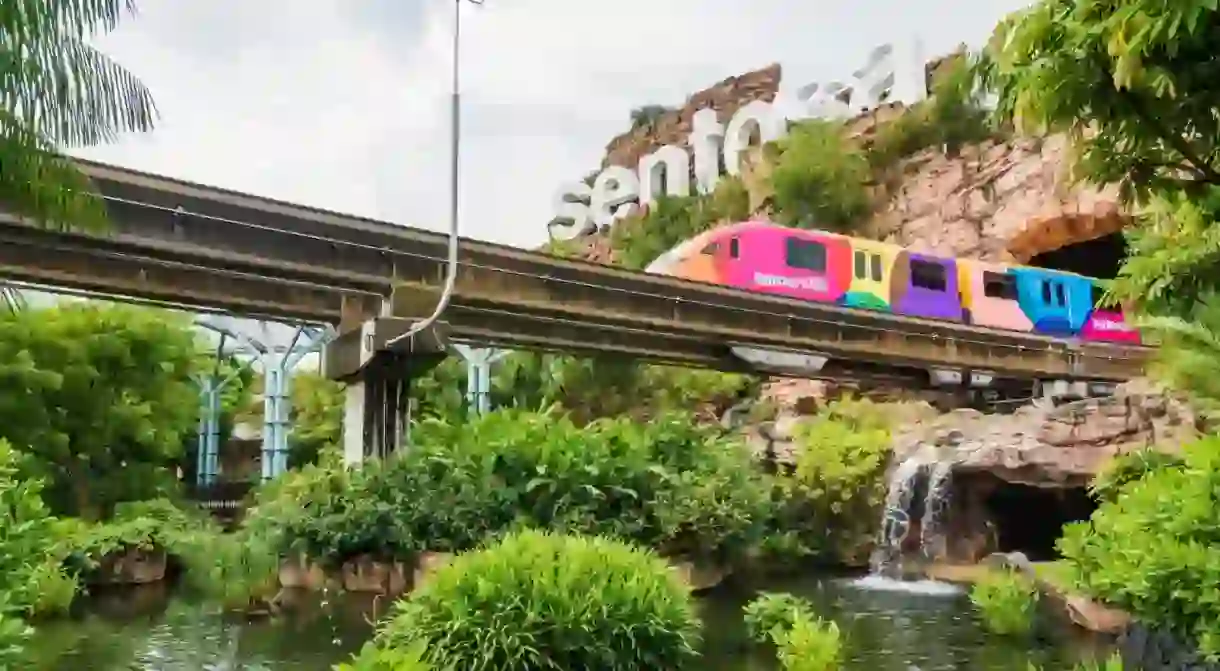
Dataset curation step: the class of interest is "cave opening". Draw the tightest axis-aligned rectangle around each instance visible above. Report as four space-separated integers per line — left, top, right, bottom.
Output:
983 477 1098 562
1026 231 1128 280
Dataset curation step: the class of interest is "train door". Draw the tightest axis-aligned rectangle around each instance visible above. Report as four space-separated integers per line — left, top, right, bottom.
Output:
1015 270 1075 335
891 252 962 321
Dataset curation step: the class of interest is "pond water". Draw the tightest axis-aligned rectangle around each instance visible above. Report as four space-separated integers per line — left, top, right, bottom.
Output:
26 572 1111 670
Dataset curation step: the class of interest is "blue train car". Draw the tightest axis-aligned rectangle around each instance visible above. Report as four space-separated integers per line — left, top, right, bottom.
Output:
1009 267 1094 336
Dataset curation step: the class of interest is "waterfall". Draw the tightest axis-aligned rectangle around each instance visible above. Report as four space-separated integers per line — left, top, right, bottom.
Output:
869 457 925 576
919 460 953 562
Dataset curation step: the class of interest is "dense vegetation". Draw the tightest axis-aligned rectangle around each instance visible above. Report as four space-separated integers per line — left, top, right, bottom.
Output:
981 0 1220 660
9 0 1220 667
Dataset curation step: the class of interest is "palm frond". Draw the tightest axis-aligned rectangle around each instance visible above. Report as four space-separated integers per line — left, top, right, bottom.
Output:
0 109 107 231
1140 297 1220 411
0 0 157 147
0 0 153 231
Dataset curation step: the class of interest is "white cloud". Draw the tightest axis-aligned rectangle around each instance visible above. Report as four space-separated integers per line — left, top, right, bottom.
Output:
75 0 1034 250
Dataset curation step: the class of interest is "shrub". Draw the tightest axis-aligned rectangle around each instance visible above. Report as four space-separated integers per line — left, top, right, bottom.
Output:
866 51 996 172
743 591 841 670
775 611 842 671
359 530 702 671
336 640 431 671
743 592 818 643
968 568 1039 636
0 439 81 618
1058 434 1220 658
0 605 31 671
766 397 894 564
769 119 872 232
268 408 770 568
1089 448 1185 503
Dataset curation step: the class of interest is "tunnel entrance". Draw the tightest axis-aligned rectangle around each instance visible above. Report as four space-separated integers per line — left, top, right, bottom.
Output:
1026 231 1127 280
983 478 1097 561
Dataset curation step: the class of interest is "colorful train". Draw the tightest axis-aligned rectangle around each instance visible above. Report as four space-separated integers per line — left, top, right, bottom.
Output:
644 220 1140 345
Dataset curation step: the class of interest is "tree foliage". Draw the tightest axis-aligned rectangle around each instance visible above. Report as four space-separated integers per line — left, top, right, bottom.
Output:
414 351 755 427
1 0 157 231
1058 435 1220 659
0 303 200 518
980 0 1220 315
769 120 873 232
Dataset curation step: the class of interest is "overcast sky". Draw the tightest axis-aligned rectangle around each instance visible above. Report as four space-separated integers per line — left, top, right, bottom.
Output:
74 0 1033 250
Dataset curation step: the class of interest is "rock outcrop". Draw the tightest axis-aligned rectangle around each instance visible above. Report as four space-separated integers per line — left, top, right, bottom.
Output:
892 378 1197 488
873 134 1126 262
602 64 782 172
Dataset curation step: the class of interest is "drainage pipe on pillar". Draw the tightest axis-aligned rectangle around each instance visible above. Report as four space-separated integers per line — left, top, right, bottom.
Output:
386 0 484 351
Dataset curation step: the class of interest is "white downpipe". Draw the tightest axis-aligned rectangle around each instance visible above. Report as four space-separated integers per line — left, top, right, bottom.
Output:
387 0 478 349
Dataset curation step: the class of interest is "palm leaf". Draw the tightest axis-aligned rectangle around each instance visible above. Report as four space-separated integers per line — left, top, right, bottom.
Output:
0 0 156 230
1139 297 1220 412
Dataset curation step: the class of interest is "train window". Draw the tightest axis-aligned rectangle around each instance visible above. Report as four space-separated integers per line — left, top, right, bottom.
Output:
870 254 883 282
701 242 720 256
1041 281 1053 305
854 251 867 279
728 237 739 259
982 271 1018 301
910 259 947 292
785 237 826 272
1054 283 1066 306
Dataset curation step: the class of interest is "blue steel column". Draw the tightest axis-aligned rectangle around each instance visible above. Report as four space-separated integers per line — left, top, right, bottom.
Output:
193 374 212 486
453 344 508 414
260 324 334 481
205 386 222 484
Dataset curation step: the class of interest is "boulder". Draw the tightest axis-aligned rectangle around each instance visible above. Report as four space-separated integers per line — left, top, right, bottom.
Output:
90 547 168 585
339 555 407 595
278 555 328 591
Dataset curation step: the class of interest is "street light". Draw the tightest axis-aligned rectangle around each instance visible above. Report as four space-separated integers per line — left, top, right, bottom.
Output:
387 0 482 349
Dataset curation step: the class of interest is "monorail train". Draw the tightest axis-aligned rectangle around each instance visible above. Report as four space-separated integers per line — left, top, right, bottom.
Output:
644 220 1140 346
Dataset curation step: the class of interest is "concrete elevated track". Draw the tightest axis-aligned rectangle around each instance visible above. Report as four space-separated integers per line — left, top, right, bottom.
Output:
0 158 1150 390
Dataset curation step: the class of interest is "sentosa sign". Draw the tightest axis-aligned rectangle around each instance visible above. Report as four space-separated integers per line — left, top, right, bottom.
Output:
548 40 928 241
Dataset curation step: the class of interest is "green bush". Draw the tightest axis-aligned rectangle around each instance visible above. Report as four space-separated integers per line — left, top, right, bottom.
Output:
866 51 997 172
769 119 872 232
269 409 771 568
968 568 1039 636
0 439 81 619
1058 434 1220 658
0 303 200 519
743 592 818 643
765 397 894 565
775 611 842 671
742 591 841 670
1089 448 1185 503
358 530 702 671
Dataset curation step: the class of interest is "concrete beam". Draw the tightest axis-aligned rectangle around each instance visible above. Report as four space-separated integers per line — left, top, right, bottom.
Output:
0 231 349 322
391 280 1147 381
323 315 983 390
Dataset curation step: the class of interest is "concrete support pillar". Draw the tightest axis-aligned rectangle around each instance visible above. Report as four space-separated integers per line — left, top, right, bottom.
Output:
342 382 366 467
453 344 508 415
323 316 446 467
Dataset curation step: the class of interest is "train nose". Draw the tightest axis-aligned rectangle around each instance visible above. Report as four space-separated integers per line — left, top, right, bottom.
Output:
644 250 682 275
